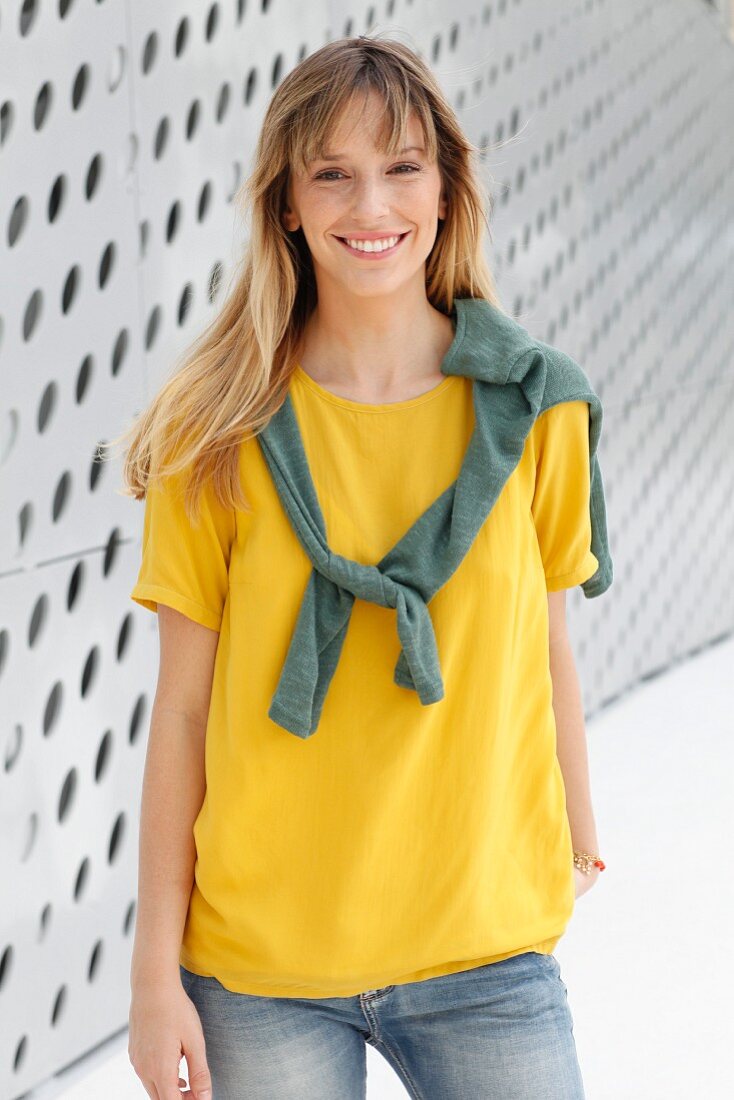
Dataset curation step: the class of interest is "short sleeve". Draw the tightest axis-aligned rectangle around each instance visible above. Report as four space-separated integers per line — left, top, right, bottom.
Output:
530 399 600 592
130 463 236 632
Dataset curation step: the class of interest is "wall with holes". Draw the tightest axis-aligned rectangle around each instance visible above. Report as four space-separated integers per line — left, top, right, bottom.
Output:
1 1 733 1097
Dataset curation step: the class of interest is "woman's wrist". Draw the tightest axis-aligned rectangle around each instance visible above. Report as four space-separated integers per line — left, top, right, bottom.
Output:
572 848 605 875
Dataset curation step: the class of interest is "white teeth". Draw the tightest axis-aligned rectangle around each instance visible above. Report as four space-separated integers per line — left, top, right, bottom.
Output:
342 235 402 253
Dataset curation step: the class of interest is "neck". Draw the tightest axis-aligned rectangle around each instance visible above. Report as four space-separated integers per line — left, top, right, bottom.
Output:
297 294 455 396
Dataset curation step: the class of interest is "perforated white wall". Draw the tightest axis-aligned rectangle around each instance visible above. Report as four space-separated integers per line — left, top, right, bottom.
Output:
2 2 733 1097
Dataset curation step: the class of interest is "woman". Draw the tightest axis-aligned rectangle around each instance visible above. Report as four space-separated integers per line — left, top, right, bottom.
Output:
120 33 612 1100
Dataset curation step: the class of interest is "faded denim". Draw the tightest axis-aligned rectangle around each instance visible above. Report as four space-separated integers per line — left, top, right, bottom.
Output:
179 950 586 1099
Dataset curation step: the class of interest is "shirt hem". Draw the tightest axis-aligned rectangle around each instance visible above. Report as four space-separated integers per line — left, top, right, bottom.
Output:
130 583 222 632
178 931 565 1000
545 551 599 591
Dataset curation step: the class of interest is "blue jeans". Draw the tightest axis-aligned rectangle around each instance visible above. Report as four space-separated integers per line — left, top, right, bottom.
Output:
179 950 586 1098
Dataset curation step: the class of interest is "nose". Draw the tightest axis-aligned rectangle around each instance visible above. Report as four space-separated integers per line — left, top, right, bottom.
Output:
348 177 393 220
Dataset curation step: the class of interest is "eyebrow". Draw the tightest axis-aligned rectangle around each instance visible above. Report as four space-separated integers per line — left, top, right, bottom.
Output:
315 145 426 161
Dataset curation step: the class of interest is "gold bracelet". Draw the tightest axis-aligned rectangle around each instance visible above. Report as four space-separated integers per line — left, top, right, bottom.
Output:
573 849 606 875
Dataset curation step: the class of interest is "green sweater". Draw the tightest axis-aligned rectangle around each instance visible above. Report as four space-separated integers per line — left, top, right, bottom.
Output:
257 296 613 739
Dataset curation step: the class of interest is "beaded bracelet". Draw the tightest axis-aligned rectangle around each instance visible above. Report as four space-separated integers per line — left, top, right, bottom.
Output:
573 849 606 875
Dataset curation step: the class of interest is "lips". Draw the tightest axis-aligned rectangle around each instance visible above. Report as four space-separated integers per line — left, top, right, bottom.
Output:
335 231 410 258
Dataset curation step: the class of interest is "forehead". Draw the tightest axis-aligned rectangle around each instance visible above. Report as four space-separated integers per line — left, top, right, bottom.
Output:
314 143 426 163
323 107 422 152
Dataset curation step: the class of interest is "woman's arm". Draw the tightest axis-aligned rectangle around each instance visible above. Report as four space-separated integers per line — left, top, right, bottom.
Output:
547 590 602 893
129 605 219 991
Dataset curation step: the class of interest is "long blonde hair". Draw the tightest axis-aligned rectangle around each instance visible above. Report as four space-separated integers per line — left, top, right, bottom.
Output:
107 32 505 520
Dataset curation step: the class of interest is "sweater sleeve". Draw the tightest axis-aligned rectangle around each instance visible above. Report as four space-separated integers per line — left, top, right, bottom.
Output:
130 463 236 632
530 399 600 591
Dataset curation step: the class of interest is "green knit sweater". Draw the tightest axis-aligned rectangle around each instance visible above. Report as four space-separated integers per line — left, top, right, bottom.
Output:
257 296 613 739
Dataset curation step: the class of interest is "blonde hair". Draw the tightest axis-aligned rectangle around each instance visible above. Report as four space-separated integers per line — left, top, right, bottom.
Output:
106 32 505 520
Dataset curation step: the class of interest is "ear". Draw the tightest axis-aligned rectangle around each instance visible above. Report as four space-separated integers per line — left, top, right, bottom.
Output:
282 178 300 232
438 191 448 221
282 206 300 232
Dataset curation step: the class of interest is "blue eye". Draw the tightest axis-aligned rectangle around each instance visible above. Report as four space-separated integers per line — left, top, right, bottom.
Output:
314 163 422 181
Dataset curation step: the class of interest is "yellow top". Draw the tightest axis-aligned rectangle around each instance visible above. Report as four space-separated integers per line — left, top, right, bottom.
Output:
130 364 599 998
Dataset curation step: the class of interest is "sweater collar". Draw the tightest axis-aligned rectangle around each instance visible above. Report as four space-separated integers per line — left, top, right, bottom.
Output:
439 296 538 382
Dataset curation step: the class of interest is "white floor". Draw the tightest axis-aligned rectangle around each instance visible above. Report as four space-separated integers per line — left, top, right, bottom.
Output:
50 634 734 1099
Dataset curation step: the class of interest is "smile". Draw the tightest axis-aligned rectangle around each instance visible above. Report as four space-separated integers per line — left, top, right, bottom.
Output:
335 232 410 259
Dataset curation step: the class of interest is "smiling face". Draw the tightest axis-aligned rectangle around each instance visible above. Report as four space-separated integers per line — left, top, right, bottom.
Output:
282 89 448 302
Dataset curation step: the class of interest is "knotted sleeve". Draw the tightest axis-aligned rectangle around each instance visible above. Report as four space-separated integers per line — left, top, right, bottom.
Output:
130 462 236 632
530 399 600 591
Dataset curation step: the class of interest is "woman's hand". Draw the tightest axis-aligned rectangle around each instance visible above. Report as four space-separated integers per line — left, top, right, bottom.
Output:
128 973 212 1099
573 865 600 899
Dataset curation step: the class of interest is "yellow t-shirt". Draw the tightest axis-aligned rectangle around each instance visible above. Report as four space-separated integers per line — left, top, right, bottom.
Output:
130 363 599 998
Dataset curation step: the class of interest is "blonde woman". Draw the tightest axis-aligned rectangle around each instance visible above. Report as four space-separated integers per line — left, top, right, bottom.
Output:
120 33 612 1100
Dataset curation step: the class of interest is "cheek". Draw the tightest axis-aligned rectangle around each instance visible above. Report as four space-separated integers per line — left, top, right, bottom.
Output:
307 190 341 216
411 186 445 222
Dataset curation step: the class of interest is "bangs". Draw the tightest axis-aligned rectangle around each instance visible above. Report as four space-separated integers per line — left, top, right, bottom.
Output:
287 66 438 177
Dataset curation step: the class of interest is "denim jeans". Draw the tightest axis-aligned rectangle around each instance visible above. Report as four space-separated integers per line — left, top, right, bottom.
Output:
179 950 586 1099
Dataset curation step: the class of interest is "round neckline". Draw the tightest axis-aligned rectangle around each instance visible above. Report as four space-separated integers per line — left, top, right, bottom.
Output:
293 363 460 412
291 302 467 413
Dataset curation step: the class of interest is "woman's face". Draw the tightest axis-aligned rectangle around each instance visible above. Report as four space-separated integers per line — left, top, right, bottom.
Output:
283 92 448 301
